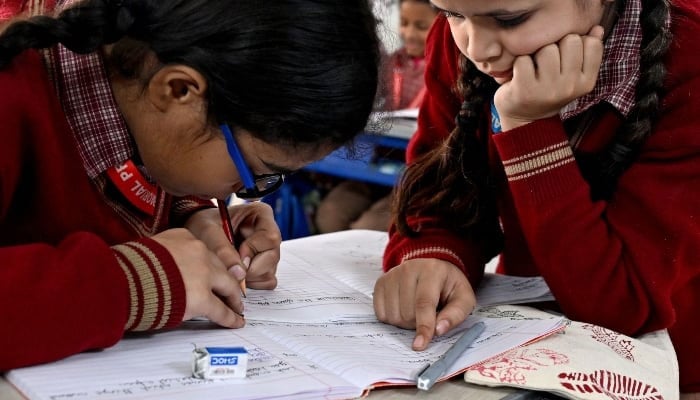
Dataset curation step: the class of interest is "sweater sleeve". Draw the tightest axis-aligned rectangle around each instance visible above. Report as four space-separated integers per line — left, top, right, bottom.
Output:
492 96 699 336
0 51 186 371
169 195 216 227
383 217 486 288
1 234 185 370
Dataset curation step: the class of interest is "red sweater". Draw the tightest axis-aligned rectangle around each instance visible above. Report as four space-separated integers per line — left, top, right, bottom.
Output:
384 1 700 391
0 51 212 370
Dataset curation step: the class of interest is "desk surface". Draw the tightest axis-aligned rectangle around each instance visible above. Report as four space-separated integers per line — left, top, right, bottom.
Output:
0 374 514 400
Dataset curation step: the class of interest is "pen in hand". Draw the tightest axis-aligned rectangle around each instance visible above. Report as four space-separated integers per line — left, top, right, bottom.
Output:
217 199 247 298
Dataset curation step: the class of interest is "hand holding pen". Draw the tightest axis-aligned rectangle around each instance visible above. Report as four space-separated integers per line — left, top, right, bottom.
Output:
149 228 246 328
206 201 282 292
217 199 247 297
182 202 280 321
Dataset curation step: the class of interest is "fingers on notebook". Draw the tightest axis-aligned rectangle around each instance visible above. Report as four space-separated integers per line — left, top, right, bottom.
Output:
211 270 245 315
207 295 246 328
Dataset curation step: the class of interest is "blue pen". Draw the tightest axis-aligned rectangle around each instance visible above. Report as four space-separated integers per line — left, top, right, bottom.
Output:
416 321 486 391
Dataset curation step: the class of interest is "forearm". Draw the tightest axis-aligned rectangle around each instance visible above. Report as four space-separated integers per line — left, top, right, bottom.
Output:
1 232 185 370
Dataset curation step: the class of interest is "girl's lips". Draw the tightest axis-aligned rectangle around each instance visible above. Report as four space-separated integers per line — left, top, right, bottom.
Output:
488 69 513 79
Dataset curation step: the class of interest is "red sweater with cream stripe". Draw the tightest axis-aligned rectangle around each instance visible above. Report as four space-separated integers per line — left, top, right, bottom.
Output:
0 51 213 370
384 2 700 391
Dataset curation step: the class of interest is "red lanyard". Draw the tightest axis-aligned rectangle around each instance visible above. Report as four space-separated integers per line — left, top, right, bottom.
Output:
106 160 157 215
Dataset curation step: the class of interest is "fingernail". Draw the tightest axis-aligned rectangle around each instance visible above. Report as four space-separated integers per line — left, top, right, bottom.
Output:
413 335 425 349
242 257 251 269
229 264 246 280
436 320 449 336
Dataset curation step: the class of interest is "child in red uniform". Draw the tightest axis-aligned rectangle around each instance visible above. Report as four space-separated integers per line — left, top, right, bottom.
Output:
0 0 54 20
374 0 700 394
0 0 379 370
314 0 438 234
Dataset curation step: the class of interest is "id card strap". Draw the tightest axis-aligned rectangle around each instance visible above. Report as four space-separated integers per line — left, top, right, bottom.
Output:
106 160 157 215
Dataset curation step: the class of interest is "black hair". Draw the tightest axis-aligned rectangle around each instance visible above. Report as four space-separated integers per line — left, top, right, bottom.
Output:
394 0 672 253
0 0 381 149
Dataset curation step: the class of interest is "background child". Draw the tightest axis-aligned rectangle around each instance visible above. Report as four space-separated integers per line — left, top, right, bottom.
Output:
373 0 700 394
0 0 54 20
0 0 380 370
314 0 438 234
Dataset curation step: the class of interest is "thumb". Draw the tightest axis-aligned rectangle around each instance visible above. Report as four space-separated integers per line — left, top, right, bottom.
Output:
433 299 473 337
235 240 257 272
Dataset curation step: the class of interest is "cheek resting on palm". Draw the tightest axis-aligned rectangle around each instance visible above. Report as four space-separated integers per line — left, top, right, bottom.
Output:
493 26 605 131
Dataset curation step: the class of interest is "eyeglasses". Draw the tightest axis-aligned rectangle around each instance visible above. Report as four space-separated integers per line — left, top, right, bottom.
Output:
221 124 284 199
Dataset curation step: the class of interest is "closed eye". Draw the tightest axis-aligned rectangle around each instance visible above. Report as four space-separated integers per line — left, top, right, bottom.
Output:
441 10 464 19
494 13 530 28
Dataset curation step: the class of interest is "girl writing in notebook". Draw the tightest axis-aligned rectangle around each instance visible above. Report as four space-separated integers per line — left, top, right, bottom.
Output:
373 0 700 394
0 0 379 370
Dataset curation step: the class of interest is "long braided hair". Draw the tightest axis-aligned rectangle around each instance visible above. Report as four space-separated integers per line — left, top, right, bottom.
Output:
394 0 672 259
0 0 381 149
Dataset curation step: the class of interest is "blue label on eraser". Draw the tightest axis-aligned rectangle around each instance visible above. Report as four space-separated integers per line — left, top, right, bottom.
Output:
206 347 247 354
210 356 239 366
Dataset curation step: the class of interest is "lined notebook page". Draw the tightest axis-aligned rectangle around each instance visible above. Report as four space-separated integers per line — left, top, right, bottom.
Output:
8 315 564 400
7 230 564 400
9 322 362 400
257 315 565 390
242 230 386 322
244 230 554 321
476 274 555 307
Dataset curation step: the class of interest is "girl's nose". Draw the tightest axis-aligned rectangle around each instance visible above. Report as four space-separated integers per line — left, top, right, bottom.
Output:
465 25 501 63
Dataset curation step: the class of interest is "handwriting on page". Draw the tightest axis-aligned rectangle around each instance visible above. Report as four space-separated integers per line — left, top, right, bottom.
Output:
243 250 379 322
254 316 565 390
11 324 359 400
476 274 555 307
7 231 566 400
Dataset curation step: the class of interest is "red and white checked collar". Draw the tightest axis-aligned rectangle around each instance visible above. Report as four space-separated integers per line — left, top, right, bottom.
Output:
561 0 643 120
43 45 133 179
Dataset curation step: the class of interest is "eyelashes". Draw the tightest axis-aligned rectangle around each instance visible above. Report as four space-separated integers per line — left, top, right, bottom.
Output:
440 10 463 19
440 10 532 29
494 14 531 28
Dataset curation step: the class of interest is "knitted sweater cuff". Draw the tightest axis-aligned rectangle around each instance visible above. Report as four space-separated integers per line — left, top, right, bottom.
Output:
492 116 580 203
111 237 186 332
383 222 485 288
170 195 216 227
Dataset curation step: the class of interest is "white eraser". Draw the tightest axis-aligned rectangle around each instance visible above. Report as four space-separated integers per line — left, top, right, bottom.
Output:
192 346 248 379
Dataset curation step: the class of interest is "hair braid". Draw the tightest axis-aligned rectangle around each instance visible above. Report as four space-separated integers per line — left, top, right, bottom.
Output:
0 0 134 69
395 57 499 243
594 0 672 198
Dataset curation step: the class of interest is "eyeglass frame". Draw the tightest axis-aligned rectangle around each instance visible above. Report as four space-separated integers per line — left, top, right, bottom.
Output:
220 124 284 199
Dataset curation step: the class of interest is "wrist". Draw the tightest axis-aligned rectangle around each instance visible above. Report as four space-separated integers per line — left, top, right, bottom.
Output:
500 116 535 132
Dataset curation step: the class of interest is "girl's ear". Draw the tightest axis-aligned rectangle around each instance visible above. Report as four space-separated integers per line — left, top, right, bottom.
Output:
146 65 208 112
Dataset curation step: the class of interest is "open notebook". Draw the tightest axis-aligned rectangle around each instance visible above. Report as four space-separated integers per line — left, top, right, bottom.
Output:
7 230 564 400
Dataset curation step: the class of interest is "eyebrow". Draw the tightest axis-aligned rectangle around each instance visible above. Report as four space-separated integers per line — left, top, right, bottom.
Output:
430 2 528 17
